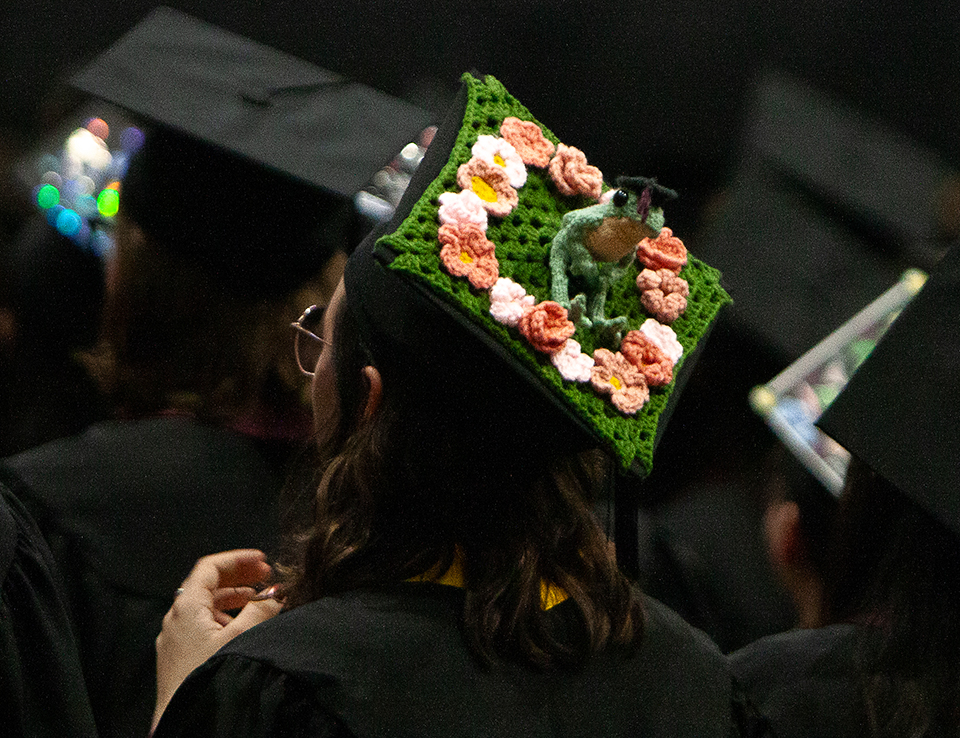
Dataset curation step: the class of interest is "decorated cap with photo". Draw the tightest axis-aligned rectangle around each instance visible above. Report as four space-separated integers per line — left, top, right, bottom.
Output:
346 73 730 475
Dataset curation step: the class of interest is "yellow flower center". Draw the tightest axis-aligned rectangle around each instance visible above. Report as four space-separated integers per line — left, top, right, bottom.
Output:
460 250 474 264
471 176 498 203
494 153 506 167
609 375 622 391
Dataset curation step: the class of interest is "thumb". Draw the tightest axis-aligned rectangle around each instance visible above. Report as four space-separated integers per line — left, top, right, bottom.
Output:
224 596 283 638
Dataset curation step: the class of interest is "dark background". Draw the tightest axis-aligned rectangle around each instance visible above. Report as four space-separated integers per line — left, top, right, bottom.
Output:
3 0 959 231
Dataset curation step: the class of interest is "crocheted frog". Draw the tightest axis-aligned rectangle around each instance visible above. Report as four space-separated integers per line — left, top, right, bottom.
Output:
549 177 677 334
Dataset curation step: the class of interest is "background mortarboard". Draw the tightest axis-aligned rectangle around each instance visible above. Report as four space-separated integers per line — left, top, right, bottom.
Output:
70 6 433 295
695 70 956 364
817 244 960 537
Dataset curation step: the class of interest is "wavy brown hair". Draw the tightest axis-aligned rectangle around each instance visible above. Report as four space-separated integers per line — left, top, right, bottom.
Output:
281 291 644 670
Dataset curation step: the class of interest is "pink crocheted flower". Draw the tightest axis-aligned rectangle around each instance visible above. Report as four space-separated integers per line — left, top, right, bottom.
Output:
548 144 603 200
472 134 527 188
456 157 519 218
590 349 650 414
638 318 683 363
517 301 575 355
620 330 674 387
489 277 535 327
637 268 689 324
636 227 687 274
438 189 488 230
499 116 555 168
438 222 499 289
551 339 594 382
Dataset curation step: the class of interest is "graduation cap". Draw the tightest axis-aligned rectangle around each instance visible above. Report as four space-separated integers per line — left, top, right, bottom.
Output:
344 74 730 477
817 244 960 537
70 6 433 296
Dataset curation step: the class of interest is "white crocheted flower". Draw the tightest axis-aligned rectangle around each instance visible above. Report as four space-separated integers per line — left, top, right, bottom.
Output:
438 189 488 230
488 277 535 327
471 134 527 189
551 339 595 383
639 318 683 363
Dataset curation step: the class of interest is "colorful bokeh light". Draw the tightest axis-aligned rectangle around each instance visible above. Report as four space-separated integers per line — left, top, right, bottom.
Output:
36 184 60 209
97 187 120 217
56 208 83 237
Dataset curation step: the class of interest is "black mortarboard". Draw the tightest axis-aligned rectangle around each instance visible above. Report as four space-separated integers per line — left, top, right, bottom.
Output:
817 244 960 536
70 6 432 296
344 74 730 476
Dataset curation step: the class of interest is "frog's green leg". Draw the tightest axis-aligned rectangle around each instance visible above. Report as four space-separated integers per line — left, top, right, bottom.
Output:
570 293 590 327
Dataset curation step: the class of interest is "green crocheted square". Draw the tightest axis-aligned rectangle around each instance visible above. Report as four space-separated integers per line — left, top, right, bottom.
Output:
377 73 730 474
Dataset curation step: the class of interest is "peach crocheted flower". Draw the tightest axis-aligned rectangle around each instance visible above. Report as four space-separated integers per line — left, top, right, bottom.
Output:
636 226 687 274
456 157 518 218
438 189 488 230
438 222 499 289
517 301 575 355
590 349 650 414
472 134 527 189
548 144 603 200
620 330 674 387
551 339 594 382
637 268 689 324
638 318 683 363
499 116 555 168
489 277 536 327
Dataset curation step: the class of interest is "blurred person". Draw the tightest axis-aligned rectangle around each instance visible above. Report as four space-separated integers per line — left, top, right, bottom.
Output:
0 479 97 737
149 73 767 738
0 9 431 737
0 213 106 456
732 243 960 737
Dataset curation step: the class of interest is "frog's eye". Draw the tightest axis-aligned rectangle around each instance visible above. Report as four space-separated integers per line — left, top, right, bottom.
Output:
612 189 628 207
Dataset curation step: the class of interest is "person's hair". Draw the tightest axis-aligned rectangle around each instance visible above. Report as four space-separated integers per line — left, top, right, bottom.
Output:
281 294 644 670
824 456 960 737
84 218 339 426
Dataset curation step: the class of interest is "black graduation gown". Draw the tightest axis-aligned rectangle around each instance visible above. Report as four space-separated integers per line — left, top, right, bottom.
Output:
155 584 762 738
0 416 292 738
730 624 868 738
0 481 98 738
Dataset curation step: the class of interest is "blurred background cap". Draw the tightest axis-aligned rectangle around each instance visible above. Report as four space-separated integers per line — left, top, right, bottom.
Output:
71 6 434 297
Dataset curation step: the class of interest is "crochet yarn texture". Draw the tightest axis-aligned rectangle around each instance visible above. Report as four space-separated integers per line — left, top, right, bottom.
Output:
376 73 730 474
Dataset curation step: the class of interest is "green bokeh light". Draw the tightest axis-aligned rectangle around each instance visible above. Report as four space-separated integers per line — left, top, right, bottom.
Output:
37 184 60 209
97 188 120 217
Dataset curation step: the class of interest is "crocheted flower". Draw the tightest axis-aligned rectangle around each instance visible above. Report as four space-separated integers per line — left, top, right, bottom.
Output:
517 301 575 355
438 189 488 230
489 277 535 327
638 318 683 363
620 330 674 387
438 222 499 289
499 116 555 168
548 144 603 200
456 157 518 218
472 135 527 189
551 339 594 382
636 226 687 274
590 349 649 414
637 268 689 324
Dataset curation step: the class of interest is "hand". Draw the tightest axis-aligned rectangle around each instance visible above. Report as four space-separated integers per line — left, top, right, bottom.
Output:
152 549 283 731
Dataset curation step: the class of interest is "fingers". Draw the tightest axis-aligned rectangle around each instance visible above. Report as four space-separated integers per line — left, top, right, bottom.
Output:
225 596 284 637
211 586 259 612
183 549 273 595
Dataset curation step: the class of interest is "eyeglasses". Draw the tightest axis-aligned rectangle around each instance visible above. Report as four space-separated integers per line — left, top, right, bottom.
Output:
290 304 331 377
